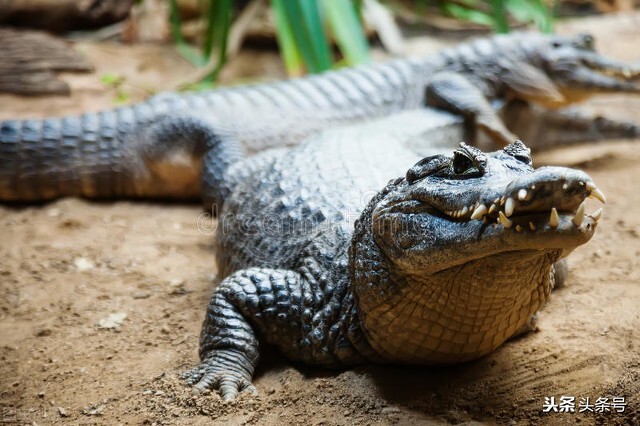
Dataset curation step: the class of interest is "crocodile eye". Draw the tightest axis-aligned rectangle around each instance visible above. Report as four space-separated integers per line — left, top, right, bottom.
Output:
579 33 594 49
513 154 532 165
452 151 475 175
503 140 532 166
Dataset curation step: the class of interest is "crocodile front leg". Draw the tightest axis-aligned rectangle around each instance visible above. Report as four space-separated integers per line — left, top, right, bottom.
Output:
185 267 369 400
426 72 517 148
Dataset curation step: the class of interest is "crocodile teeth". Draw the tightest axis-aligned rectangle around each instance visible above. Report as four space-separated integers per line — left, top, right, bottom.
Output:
572 202 585 227
505 197 515 217
515 224 522 232
549 208 559 228
586 182 607 204
488 204 498 214
460 206 469 217
498 211 513 228
471 204 488 220
529 221 536 231
589 208 603 223
517 189 528 201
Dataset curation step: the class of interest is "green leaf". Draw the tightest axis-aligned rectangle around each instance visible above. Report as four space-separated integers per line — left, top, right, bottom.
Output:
272 0 305 75
168 0 206 67
506 0 554 32
181 80 218 92
176 44 207 67
443 3 495 27
168 0 185 45
202 0 232 82
322 0 370 66
297 0 333 71
100 73 124 87
489 0 510 33
114 89 131 105
274 0 333 74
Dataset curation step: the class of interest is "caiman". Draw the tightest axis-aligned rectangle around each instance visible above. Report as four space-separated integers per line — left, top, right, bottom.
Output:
0 33 638 400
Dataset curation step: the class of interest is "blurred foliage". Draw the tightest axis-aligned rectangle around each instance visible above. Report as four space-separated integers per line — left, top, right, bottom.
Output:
100 72 131 104
435 0 554 33
168 0 554 84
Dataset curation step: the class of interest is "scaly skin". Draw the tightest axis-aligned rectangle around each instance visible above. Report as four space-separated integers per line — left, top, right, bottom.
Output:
183 115 605 399
1 32 639 203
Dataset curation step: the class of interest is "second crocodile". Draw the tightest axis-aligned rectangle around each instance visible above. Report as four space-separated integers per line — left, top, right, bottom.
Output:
1 32 639 205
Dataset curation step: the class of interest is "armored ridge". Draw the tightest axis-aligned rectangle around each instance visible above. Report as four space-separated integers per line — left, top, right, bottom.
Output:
1 32 639 203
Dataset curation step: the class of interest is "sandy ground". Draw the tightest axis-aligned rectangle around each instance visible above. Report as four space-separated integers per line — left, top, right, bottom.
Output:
1 13 640 426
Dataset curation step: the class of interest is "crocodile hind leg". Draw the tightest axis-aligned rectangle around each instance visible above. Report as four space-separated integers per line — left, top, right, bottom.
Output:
501 100 640 151
426 73 517 148
138 115 245 207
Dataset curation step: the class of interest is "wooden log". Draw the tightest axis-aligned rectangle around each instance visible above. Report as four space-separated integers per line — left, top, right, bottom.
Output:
0 28 93 96
0 0 133 33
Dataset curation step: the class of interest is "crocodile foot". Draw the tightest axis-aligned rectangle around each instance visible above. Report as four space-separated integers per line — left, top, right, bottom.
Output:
183 349 257 400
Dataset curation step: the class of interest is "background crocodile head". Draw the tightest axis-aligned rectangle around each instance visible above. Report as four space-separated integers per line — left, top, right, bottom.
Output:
351 141 604 364
522 32 640 106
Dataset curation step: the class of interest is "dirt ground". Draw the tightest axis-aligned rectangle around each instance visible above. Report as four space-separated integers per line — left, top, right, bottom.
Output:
1 13 640 426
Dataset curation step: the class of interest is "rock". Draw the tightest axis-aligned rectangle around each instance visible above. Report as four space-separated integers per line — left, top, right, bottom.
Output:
97 312 127 331
73 257 95 272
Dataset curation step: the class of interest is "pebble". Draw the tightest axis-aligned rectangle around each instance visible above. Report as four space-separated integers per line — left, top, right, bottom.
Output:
381 406 400 414
73 257 95 272
97 312 127 331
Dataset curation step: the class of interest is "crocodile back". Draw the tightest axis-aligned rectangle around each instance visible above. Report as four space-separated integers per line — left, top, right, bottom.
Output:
215 121 423 277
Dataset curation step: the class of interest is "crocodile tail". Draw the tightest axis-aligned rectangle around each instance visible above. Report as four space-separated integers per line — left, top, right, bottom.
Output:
0 98 244 203
135 114 246 209
0 108 144 202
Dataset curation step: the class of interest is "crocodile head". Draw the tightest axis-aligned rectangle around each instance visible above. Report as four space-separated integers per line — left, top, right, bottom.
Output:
526 33 640 105
351 140 604 364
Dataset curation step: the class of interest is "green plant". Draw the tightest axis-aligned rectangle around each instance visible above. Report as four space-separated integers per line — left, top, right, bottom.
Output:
440 0 554 33
100 73 131 105
168 0 370 82
272 0 371 75
167 0 554 86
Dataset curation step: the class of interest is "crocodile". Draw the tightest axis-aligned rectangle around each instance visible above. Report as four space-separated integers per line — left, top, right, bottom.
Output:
0 32 636 401
1 32 639 205
180 128 606 400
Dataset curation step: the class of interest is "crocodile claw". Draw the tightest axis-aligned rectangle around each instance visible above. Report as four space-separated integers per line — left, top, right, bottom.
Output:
183 350 257 400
